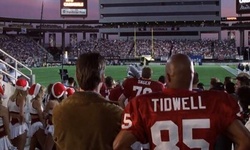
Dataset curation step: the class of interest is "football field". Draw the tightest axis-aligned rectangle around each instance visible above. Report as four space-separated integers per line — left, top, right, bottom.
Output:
21 65 237 89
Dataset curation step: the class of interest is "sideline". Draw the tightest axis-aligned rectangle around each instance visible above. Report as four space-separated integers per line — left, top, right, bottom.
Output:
220 65 238 76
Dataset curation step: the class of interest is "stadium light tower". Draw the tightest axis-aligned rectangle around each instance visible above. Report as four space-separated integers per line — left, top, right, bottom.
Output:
39 0 44 45
41 0 44 21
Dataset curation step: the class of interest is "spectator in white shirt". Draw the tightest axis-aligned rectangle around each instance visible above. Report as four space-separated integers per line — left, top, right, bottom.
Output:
0 55 7 73
7 63 21 85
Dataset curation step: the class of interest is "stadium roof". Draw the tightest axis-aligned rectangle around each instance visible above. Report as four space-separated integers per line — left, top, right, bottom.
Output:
0 17 99 24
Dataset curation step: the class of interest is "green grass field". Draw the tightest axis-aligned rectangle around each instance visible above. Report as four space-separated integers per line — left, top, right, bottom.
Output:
21 65 237 89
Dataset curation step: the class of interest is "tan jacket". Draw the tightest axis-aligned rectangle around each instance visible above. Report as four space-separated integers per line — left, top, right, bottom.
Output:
53 91 123 150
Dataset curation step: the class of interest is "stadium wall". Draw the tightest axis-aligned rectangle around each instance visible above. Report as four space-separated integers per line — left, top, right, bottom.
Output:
99 0 221 39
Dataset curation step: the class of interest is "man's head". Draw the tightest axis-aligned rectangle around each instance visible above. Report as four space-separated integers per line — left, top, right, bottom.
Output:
235 72 250 93
67 77 75 86
76 53 106 91
158 75 165 84
166 54 194 90
141 67 152 79
224 76 232 85
210 77 220 89
105 76 115 89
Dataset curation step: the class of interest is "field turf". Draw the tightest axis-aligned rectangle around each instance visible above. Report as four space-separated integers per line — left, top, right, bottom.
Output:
21 65 236 89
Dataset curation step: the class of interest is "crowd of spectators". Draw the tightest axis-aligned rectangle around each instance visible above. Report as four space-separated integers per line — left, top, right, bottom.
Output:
8 24 33 28
98 21 221 29
0 34 238 68
232 22 250 27
67 25 94 29
70 39 237 59
68 39 133 59
0 35 53 67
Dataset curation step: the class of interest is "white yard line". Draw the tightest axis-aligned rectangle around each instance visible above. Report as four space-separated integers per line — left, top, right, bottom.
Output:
220 65 238 76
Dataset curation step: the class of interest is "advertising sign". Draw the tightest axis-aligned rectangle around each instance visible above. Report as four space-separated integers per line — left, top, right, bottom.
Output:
236 0 250 14
60 0 87 17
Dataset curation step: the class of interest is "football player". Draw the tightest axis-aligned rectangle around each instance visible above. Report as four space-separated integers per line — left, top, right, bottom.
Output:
113 54 250 150
118 66 164 108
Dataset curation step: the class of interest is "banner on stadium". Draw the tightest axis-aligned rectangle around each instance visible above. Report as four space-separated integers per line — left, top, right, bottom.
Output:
70 33 77 46
204 56 213 59
189 55 203 65
60 0 87 17
236 0 250 14
49 33 56 47
236 55 244 60
160 56 167 61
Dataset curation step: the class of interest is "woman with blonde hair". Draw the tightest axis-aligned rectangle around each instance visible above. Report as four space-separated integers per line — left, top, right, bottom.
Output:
43 82 66 150
0 85 16 150
8 78 29 150
28 83 46 150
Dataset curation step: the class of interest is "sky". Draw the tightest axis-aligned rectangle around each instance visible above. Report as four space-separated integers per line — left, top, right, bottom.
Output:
0 0 238 20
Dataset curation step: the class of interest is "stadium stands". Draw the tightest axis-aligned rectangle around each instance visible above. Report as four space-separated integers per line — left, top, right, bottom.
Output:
69 39 237 60
0 34 53 67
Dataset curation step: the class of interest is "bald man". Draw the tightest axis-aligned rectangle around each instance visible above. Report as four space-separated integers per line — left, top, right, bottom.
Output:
113 54 250 150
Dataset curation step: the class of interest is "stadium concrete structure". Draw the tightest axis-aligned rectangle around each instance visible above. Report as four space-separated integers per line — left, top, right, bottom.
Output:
0 17 99 46
99 0 221 40
0 1 250 54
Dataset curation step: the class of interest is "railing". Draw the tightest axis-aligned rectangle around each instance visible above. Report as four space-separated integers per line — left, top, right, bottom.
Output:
0 48 32 82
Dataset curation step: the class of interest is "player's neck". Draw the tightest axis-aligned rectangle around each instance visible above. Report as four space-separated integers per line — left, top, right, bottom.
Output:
168 84 192 91
141 77 151 80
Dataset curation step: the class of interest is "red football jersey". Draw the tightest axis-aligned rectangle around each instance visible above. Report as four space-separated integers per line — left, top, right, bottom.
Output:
122 77 164 101
121 88 240 150
108 86 123 102
99 82 108 98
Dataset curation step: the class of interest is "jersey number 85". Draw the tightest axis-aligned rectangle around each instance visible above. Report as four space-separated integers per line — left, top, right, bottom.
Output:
122 113 210 150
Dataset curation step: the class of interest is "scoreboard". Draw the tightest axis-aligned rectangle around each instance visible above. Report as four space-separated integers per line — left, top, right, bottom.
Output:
60 0 87 17
237 0 250 14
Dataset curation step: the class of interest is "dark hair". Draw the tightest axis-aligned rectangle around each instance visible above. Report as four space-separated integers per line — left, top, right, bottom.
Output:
49 92 65 102
237 86 250 112
210 82 224 91
46 83 53 95
225 82 235 94
210 77 219 88
0 55 5 61
236 76 250 86
76 53 105 91
105 76 114 88
197 82 205 91
158 75 165 84
43 83 53 104
142 67 151 79
224 76 232 85
68 77 75 85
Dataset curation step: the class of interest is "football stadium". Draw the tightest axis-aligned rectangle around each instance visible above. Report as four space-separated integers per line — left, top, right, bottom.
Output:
0 0 250 149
